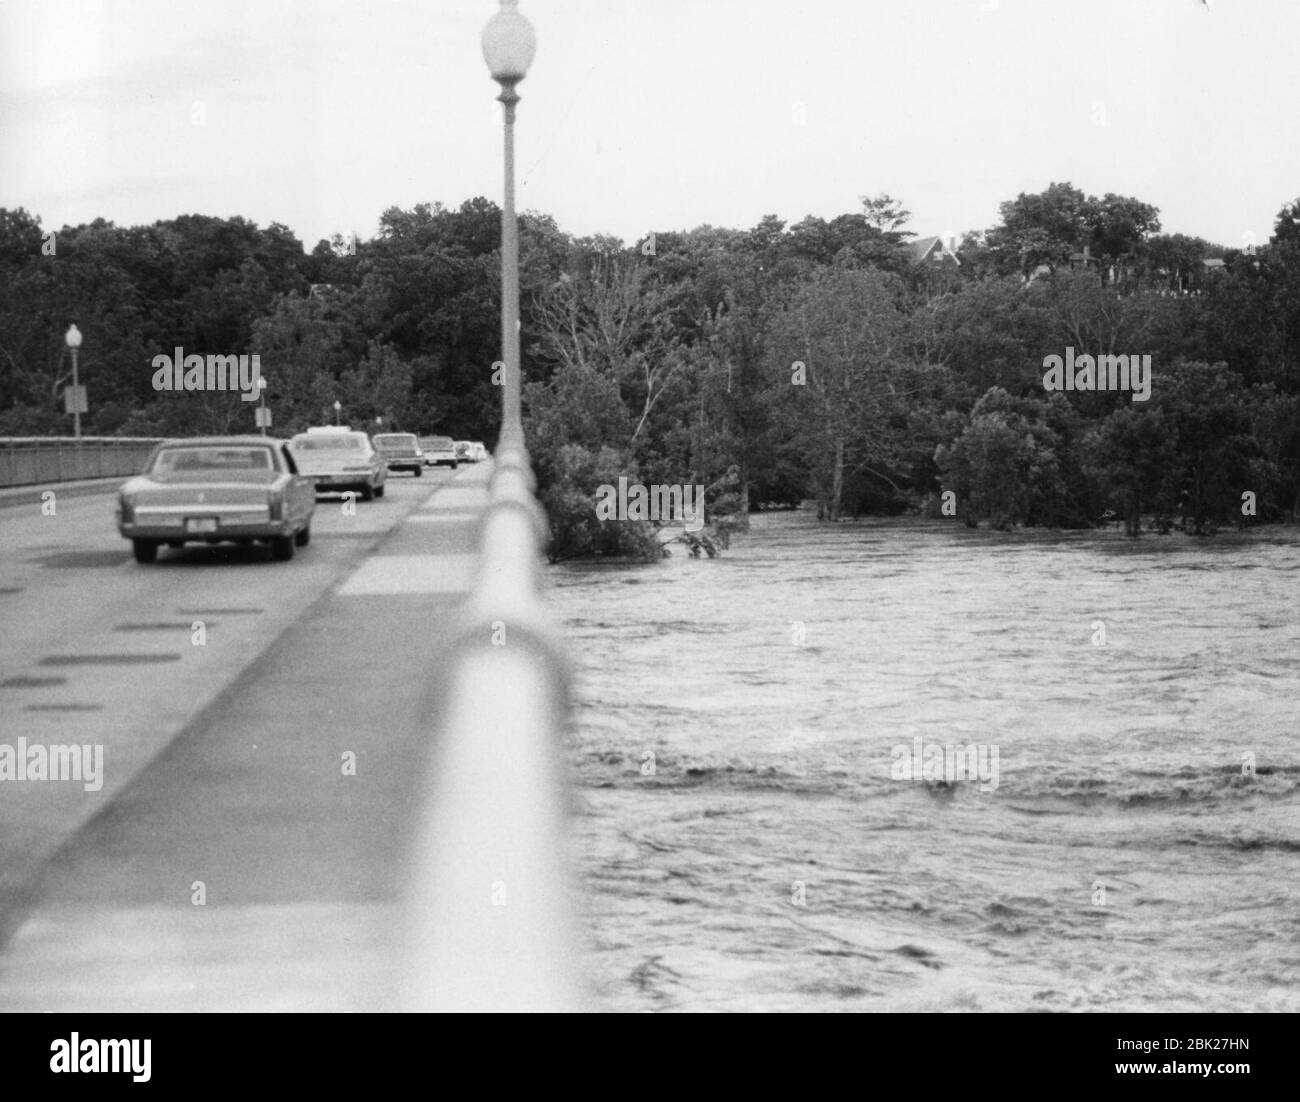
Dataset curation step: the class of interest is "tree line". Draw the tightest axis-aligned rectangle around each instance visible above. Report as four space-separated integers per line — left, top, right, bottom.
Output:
1 182 1298 554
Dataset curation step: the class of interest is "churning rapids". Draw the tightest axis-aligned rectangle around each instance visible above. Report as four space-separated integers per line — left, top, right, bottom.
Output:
549 512 1300 1012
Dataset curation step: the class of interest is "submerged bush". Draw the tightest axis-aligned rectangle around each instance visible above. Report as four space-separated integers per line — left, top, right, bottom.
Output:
536 443 662 562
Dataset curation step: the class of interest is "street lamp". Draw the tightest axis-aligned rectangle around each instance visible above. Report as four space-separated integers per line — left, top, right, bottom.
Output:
482 0 536 454
258 376 269 436
333 400 342 426
64 324 83 440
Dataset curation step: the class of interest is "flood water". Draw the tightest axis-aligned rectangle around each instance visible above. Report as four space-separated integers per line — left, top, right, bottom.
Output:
549 512 1300 1012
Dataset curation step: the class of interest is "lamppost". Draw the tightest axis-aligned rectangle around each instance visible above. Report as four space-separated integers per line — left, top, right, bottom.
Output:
482 0 536 455
333 400 342 426
64 324 83 440
257 376 269 436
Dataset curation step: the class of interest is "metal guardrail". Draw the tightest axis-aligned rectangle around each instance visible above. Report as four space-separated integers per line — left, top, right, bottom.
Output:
0 437 164 487
402 440 589 1011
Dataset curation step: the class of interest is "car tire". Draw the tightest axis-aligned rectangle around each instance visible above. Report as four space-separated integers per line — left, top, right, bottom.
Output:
414 466 423 477
360 484 374 502
132 539 159 564
294 524 311 547
375 483 385 498
451 460 459 470
270 534 295 561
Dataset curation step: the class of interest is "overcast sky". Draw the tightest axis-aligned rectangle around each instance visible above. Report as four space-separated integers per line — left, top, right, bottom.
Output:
2 0 1298 252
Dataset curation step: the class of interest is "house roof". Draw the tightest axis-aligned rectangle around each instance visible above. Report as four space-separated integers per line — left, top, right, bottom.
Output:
906 235 961 265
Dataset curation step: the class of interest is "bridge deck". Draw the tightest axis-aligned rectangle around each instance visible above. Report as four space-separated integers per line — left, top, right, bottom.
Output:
0 464 492 1011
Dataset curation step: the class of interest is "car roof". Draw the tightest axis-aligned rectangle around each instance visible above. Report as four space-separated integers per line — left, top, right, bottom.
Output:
156 436 285 446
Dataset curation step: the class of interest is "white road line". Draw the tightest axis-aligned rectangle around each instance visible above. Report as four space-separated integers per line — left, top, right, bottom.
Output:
429 488 489 508
336 554 477 596
405 512 482 523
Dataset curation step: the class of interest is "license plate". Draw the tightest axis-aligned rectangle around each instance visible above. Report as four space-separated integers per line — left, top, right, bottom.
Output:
186 517 219 534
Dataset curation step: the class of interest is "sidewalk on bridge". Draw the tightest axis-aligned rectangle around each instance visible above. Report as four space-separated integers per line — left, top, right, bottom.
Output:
0 460 502 1011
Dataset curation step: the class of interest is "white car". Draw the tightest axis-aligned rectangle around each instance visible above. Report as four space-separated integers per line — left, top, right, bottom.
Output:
455 441 489 463
288 427 388 500
419 435 459 469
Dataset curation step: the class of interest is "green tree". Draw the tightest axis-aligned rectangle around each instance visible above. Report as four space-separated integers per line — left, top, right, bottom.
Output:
1083 405 1178 536
767 264 912 520
935 388 1069 530
249 294 350 433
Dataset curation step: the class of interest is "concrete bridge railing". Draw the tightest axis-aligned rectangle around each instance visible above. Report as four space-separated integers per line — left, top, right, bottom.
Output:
402 438 588 1011
0 438 164 488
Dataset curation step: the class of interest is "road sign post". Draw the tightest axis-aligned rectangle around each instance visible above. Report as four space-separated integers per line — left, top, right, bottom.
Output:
63 385 88 415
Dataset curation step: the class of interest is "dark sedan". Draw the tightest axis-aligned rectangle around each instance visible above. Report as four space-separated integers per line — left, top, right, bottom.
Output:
372 432 424 476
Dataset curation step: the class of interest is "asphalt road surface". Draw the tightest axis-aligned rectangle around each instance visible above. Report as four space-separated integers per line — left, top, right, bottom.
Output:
0 463 491 1010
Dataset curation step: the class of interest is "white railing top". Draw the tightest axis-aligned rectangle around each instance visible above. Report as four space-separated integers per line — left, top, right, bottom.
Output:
0 436 166 445
402 443 589 1011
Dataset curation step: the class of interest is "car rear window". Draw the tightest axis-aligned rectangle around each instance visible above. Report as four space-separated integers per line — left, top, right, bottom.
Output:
423 437 454 448
292 435 364 451
153 447 273 472
374 435 417 446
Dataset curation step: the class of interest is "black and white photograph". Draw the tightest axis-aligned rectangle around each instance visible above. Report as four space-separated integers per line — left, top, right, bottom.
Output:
0 0 1295 1074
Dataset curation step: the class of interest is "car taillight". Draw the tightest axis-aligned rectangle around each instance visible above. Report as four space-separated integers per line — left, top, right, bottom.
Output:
267 493 282 520
119 494 134 523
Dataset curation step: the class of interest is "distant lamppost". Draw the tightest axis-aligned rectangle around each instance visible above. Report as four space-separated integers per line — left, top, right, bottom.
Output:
375 415 384 433
64 324 83 440
482 0 536 454
257 376 269 436
333 400 342 426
